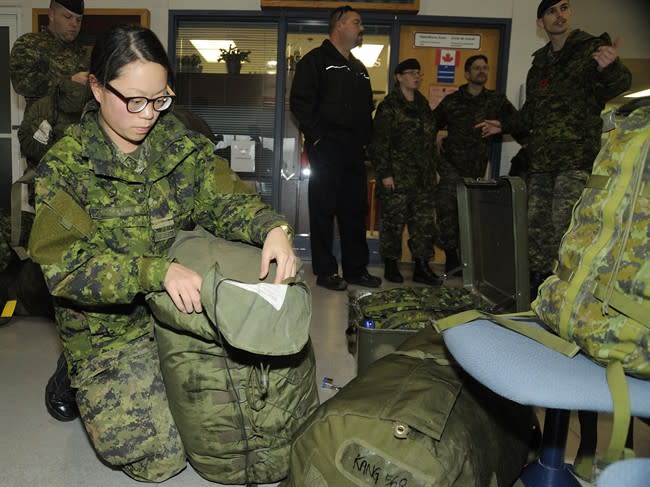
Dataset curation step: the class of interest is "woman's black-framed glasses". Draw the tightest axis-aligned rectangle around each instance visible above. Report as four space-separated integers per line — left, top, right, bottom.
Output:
104 83 176 113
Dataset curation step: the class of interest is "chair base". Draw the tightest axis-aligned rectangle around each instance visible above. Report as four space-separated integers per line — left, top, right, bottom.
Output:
520 460 581 487
519 408 581 487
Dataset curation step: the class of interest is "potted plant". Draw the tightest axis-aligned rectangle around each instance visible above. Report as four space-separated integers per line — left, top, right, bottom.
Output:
218 44 251 75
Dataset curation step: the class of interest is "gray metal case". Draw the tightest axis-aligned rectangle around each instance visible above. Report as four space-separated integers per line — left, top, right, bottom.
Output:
457 175 530 311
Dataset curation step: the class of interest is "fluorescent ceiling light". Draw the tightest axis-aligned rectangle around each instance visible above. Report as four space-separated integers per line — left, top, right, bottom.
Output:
190 39 236 63
352 44 384 68
624 88 650 98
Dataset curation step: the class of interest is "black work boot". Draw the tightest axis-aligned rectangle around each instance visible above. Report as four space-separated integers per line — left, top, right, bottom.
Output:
413 258 444 286
45 353 79 421
384 259 404 283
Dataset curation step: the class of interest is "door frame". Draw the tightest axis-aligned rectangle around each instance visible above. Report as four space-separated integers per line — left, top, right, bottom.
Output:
0 7 24 187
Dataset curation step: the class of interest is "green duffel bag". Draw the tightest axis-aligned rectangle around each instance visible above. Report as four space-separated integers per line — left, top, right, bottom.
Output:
282 326 538 487
147 227 319 485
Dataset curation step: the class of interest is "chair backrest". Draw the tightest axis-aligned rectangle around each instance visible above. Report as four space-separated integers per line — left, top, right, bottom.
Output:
597 458 650 487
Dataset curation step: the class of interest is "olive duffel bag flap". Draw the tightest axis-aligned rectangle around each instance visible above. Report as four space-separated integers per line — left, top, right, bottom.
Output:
147 226 311 355
282 327 537 487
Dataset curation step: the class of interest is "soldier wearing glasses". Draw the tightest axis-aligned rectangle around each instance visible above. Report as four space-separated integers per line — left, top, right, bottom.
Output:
28 25 296 480
369 58 444 285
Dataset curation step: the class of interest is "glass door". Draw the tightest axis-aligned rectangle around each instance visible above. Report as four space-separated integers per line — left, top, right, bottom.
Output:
0 9 20 211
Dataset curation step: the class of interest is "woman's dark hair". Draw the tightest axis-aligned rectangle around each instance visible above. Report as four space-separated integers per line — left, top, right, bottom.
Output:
90 24 174 87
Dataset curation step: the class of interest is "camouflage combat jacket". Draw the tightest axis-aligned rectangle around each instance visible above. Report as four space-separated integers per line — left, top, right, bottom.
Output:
9 29 88 112
368 87 438 191
433 84 520 179
520 29 631 173
28 106 289 370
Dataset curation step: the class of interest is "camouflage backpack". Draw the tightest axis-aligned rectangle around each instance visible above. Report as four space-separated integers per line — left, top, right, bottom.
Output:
532 103 650 464
147 227 319 485
532 103 650 378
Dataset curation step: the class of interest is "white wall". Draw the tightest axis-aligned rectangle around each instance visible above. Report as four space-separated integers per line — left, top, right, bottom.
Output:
5 0 648 171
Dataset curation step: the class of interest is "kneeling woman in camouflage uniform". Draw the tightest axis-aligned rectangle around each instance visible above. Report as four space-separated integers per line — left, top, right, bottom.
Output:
28 24 296 482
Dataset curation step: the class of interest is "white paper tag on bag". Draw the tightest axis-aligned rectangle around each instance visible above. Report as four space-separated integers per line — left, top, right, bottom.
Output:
227 281 288 311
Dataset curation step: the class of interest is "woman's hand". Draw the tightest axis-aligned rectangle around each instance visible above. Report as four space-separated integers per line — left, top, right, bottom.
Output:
164 262 203 313
260 226 297 284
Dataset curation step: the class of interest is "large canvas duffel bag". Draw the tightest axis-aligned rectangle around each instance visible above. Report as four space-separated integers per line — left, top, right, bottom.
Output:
147 227 319 484
282 326 538 487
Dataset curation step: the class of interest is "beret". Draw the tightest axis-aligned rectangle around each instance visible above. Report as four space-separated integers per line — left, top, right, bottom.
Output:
55 0 84 15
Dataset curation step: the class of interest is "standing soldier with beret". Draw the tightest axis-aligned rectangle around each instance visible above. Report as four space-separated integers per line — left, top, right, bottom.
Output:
10 0 88 116
8 0 89 423
369 58 443 285
521 0 631 296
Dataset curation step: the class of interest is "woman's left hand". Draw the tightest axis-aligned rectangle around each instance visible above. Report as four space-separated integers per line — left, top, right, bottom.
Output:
260 226 297 283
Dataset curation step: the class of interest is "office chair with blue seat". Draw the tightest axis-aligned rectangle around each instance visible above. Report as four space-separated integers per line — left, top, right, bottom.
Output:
440 318 650 487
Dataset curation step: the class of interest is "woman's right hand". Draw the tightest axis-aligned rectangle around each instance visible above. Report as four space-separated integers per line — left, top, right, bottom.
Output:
164 262 203 313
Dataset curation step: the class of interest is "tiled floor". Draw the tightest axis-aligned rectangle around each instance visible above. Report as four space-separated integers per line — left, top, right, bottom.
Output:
0 262 648 486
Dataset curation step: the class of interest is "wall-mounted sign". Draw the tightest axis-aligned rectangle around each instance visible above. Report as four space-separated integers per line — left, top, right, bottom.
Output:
414 33 481 50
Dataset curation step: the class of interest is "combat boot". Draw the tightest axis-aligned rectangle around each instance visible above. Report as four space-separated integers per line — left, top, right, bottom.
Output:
45 353 79 422
413 258 444 286
384 259 403 283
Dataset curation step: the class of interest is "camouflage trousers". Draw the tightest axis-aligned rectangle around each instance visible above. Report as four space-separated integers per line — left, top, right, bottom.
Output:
378 187 437 260
435 173 462 252
527 170 589 275
72 333 186 482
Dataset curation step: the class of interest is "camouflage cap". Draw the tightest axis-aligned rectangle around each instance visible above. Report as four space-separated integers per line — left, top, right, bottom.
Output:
54 0 84 15
395 58 420 74
537 0 563 18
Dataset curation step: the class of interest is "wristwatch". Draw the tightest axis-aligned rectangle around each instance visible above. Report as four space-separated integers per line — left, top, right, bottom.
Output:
279 224 293 242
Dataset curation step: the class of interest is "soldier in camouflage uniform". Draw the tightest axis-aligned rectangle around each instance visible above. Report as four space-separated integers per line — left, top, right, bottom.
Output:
28 25 296 482
9 0 89 423
433 54 520 275
9 0 88 116
369 58 443 286
520 0 631 292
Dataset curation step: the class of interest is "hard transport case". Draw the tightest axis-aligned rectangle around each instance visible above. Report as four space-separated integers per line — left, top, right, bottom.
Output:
350 176 530 373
